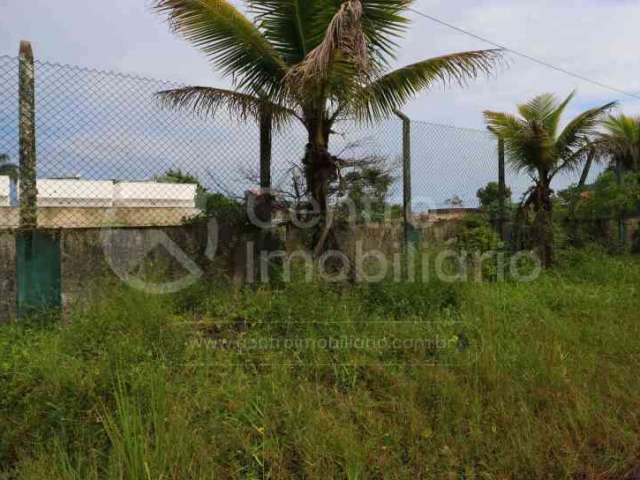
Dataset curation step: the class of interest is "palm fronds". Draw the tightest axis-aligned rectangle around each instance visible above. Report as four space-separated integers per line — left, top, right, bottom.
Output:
593 114 640 170
352 49 503 121
248 0 325 63
485 92 615 178
516 92 575 136
555 101 617 172
156 86 298 128
154 0 287 94
484 109 550 175
285 0 369 87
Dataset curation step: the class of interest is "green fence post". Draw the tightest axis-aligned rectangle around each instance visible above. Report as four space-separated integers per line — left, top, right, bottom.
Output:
18 40 38 229
394 110 413 277
16 41 61 318
16 229 61 318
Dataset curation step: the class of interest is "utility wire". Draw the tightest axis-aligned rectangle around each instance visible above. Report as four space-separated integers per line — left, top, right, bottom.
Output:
408 7 640 102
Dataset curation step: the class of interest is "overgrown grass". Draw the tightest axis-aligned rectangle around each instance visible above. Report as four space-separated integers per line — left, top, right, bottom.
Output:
1 249 639 479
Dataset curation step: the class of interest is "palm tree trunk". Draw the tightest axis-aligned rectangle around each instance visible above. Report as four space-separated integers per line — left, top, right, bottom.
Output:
259 105 273 194
303 118 338 256
532 180 554 268
304 120 335 214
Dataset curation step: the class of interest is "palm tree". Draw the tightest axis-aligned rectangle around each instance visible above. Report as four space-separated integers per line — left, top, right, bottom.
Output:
593 114 640 172
484 92 615 267
0 153 18 181
153 0 502 228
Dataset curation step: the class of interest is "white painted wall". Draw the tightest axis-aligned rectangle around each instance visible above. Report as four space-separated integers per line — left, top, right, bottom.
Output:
14 179 198 209
35 179 114 207
113 182 197 208
0 176 9 207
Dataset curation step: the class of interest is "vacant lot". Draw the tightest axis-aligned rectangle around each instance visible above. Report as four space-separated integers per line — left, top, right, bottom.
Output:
1 248 639 479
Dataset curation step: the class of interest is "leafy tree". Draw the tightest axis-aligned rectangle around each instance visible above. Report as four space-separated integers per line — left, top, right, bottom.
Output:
153 0 502 247
0 154 18 182
477 181 512 224
445 195 465 208
484 92 615 267
563 170 640 221
338 156 394 222
156 168 246 224
557 170 640 247
202 192 245 224
477 181 511 209
455 214 503 281
155 168 203 188
155 167 209 209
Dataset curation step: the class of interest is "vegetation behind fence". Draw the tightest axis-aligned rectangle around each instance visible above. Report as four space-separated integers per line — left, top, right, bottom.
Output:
0 51 632 247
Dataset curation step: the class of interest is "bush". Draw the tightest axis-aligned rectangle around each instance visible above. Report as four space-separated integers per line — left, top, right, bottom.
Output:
476 181 513 225
454 214 504 281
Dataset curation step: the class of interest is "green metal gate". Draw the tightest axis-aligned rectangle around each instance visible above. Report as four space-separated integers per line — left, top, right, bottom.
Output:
16 230 61 318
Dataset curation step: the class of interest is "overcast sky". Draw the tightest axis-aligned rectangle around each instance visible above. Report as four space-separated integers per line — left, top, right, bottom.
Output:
2 0 639 129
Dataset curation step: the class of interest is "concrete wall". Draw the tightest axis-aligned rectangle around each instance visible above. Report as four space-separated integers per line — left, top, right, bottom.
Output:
0 221 250 321
0 207 200 229
61 225 210 313
60 222 253 315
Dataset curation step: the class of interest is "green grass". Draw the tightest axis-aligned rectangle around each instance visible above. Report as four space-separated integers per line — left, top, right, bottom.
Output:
1 248 639 479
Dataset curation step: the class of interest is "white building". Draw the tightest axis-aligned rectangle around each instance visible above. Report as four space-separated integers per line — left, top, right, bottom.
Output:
14 179 198 209
0 176 9 207
113 181 197 208
35 179 115 207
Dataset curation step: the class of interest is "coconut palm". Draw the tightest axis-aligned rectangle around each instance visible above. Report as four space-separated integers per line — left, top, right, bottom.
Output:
153 0 502 226
484 92 616 267
0 154 18 181
593 114 640 172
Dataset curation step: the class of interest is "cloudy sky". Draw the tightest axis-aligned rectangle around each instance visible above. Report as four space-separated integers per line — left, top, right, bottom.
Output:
2 0 639 128
1 0 639 207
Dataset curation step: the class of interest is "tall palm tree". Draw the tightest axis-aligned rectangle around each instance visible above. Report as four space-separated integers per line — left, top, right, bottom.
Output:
0 154 18 181
594 114 640 172
153 0 502 224
484 92 615 267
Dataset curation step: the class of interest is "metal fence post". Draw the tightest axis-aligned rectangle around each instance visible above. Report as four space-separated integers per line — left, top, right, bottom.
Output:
259 104 272 194
497 137 506 241
394 111 412 257
18 40 37 229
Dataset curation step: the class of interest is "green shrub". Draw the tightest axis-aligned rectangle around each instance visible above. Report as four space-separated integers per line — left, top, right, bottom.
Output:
455 214 504 281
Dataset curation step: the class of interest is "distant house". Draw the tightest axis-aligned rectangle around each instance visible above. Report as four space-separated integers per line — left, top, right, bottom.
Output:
416 208 479 224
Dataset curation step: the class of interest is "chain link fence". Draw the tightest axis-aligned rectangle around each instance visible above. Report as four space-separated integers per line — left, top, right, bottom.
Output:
0 52 611 234
0 54 406 229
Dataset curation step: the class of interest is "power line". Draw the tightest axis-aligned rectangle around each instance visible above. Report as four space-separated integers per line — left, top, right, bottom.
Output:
408 7 640 102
